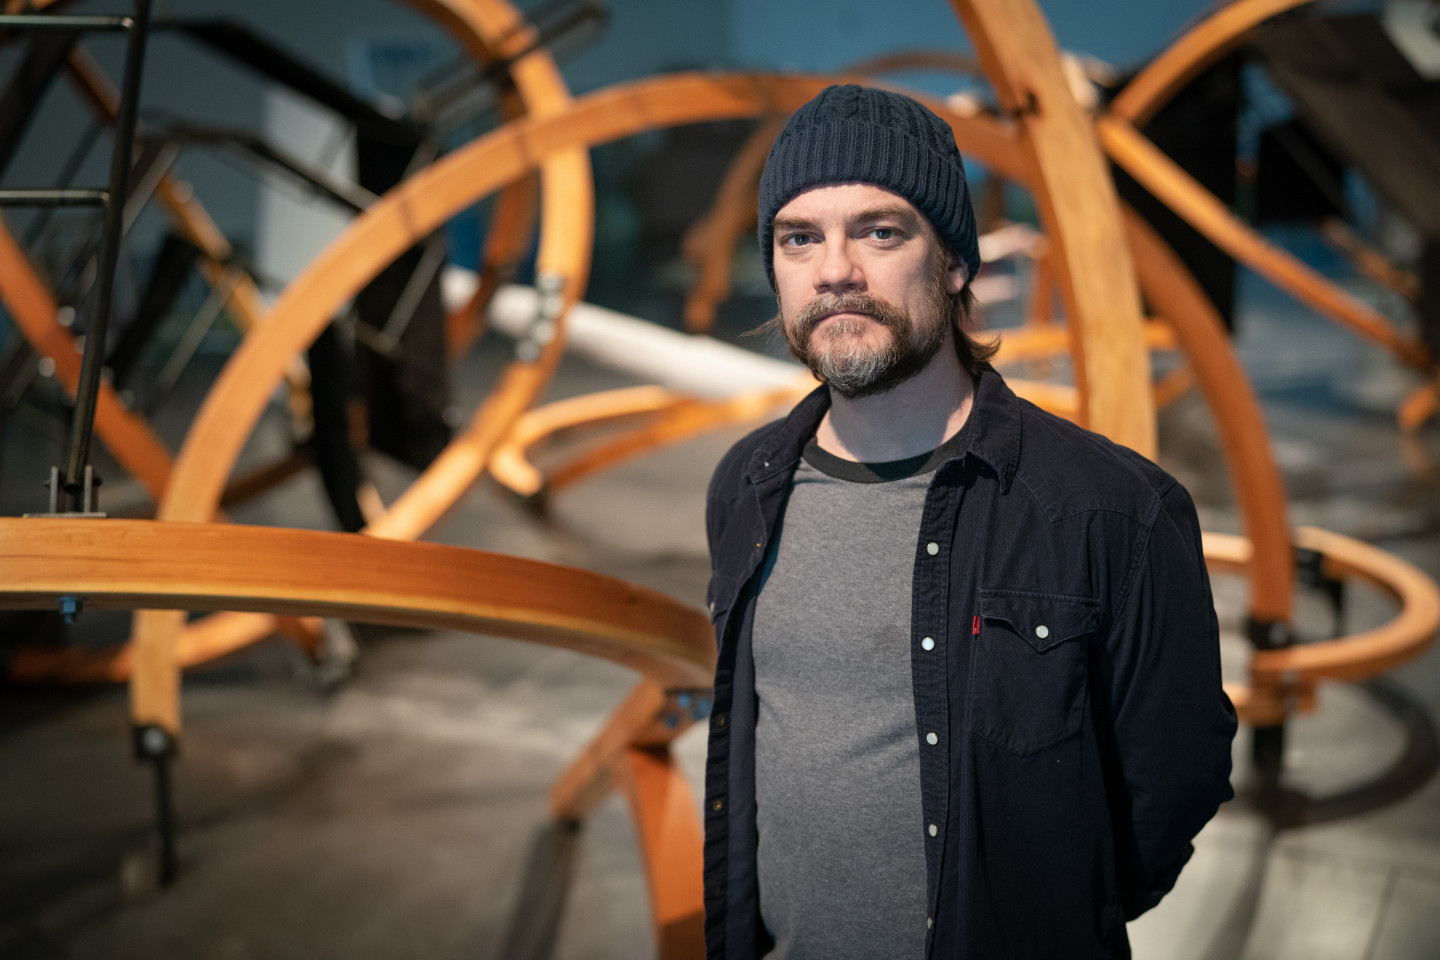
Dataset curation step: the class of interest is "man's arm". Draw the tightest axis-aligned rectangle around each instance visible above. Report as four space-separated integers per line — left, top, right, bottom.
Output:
1099 479 1238 919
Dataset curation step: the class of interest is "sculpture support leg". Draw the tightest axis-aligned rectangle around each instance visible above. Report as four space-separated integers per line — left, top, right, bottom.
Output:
1248 616 1292 799
134 724 177 886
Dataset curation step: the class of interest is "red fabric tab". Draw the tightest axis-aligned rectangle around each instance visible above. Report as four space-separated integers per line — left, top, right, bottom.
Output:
972 615 980 635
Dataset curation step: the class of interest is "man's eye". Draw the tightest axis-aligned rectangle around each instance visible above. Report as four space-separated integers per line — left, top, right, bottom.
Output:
782 234 812 247
870 227 896 240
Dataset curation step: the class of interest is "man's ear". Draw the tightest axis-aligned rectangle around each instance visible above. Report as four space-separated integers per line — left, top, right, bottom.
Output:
945 255 970 295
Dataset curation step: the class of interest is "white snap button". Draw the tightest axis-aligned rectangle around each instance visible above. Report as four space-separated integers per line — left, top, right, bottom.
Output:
926 732 938 745
921 637 935 651
927 917 934 930
926 542 939 556
1035 624 1050 639
928 824 938 837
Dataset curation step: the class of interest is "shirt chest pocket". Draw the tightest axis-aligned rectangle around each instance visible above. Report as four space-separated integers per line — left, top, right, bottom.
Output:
970 589 1100 756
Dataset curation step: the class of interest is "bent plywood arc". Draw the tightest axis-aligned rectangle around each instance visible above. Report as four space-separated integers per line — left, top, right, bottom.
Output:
1122 210 1293 624
950 0 1154 455
2 0 590 667
0 519 714 688
1108 0 1317 127
1204 526 1440 722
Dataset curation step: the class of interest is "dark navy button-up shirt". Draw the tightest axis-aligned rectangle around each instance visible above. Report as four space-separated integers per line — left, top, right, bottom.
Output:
702 368 1237 960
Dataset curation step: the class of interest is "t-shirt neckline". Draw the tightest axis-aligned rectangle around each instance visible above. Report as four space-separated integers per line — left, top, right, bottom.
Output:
801 419 971 483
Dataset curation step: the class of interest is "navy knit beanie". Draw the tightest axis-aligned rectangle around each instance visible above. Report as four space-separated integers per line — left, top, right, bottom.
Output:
757 84 980 291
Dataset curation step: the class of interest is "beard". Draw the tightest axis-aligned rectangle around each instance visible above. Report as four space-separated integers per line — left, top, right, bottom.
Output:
782 273 952 400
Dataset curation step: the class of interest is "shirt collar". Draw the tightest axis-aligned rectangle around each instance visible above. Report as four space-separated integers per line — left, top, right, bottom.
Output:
746 365 1023 493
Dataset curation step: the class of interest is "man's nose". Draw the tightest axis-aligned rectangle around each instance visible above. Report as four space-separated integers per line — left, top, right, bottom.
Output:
815 239 863 294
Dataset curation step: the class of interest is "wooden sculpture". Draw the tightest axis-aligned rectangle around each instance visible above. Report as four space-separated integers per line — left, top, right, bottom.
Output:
5 0 594 680
3 1 1438 956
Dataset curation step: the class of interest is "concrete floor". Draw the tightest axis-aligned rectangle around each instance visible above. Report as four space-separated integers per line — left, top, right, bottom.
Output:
2 271 1440 958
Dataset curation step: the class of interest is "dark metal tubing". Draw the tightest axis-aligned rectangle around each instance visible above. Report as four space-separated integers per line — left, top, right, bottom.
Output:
0 187 107 206
147 123 375 211
153 749 177 885
0 14 132 31
61 0 153 509
132 724 178 886
154 18 422 147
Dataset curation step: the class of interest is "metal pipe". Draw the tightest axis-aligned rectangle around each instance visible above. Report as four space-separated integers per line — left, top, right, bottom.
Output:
0 14 132 32
60 0 153 510
0 188 107 206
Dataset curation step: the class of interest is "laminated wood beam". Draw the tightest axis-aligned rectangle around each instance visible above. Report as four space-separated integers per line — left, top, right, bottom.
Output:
951 0 1154 455
1123 209 1294 625
0 518 714 690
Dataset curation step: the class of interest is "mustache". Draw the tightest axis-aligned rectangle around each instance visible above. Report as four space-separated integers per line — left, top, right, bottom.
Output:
790 292 908 339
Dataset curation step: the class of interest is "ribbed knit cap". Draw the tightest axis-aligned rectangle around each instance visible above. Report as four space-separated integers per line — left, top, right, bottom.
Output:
757 84 980 290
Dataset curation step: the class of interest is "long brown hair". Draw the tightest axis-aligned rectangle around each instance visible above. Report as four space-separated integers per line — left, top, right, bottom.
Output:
949 271 1000 377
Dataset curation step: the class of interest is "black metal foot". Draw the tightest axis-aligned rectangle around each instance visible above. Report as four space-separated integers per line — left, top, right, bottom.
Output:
134 724 177 886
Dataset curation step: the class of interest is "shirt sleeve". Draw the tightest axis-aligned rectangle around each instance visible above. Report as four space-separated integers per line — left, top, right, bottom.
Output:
1100 479 1238 920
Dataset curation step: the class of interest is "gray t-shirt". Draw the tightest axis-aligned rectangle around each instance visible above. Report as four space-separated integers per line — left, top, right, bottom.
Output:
753 429 966 960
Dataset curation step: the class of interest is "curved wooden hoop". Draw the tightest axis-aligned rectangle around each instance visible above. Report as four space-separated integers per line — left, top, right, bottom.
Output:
1109 0 1316 127
489 382 814 499
486 371 1095 503
0 512 711 951
116 0 595 727
1123 209 1293 624
1206 525 1440 724
1 0 591 657
0 518 712 686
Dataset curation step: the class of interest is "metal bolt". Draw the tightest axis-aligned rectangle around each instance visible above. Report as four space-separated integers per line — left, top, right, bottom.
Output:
57 595 83 623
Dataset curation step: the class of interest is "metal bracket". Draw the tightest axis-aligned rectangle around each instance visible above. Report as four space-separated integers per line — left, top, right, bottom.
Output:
1246 614 1292 652
1295 544 1346 638
24 465 107 521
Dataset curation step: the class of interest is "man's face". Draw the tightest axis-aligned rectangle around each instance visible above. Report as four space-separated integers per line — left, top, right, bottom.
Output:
772 183 967 400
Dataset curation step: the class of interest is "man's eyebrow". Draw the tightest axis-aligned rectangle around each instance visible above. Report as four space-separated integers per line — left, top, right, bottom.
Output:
772 216 816 233
773 207 925 234
851 206 924 229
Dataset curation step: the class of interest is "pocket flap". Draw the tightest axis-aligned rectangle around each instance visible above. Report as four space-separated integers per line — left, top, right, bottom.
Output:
980 589 1100 652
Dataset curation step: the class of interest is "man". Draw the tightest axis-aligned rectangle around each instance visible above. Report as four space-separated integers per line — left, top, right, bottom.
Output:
702 85 1236 959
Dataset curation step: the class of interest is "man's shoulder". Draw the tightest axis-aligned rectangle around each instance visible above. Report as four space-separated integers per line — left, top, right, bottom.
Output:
1011 399 1180 527
708 385 828 506
709 417 788 501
